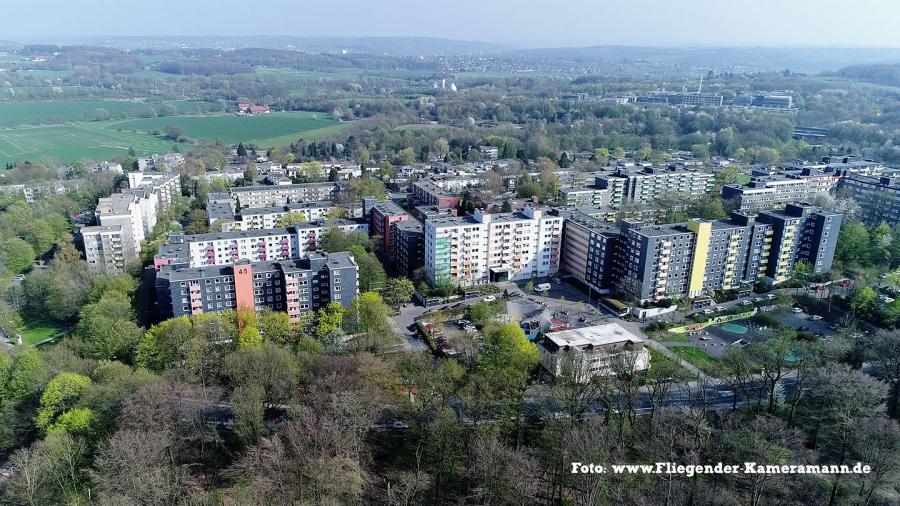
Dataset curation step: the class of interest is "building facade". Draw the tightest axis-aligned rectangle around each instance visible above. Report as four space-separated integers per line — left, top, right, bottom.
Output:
424 207 563 286
391 219 425 278
597 167 714 207
156 252 358 322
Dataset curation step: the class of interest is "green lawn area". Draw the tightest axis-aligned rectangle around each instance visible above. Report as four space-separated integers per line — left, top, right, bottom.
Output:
646 347 698 381
669 346 720 374
111 111 348 147
0 122 178 165
16 321 66 346
647 331 690 343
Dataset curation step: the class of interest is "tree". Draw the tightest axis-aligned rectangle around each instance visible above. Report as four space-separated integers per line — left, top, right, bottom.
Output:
714 166 745 188
382 277 414 306
91 429 188 505
135 316 193 371
432 138 450 159
259 309 293 345
184 208 209 234
347 291 393 352
224 342 299 408
871 330 900 417
237 142 248 157
354 146 371 167
469 435 541 505
350 245 386 292
74 291 143 361
315 302 346 340
4 348 48 400
1 237 36 274
35 372 92 435
275 211 307 227
850 286 877 317
398 147 417 166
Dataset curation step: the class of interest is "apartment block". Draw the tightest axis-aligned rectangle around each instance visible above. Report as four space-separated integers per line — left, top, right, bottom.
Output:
721 176 812 213
596 167 714 207
221 201 342 231
369 201 409 257
391 219 425 278
230 183 340 209
92 193 152 266
78 225 126 274
424 207 563 286
411 181 461 207
156 252 358 322
560 203 841 302
127 171 182 211
836 174 900 225
153 220 370 270
558 186 610 207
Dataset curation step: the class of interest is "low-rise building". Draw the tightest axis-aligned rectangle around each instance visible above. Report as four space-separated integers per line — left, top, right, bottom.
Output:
411 180 460 207
538 323 651 379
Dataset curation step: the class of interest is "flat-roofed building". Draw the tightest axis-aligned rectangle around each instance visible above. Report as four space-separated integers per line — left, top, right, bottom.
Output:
538 323 651 380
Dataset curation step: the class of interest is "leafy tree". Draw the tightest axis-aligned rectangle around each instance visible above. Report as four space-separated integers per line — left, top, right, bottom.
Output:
35 372 92 434
275 211 307 227
136 316 194 371
184 208 209 234
871 330 900 417
258 309 293 345
74 291 143 361
223 342 299 408
350 245 386 292
398 147 417 166
1 237 36 274
381 277 414 306
315 302 345 340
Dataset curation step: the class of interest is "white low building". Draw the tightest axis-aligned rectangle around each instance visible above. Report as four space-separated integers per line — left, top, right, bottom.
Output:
538 323 651 380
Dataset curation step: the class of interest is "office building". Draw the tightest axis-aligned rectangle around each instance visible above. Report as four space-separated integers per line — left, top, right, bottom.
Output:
156 252 358 322
424 207 563 286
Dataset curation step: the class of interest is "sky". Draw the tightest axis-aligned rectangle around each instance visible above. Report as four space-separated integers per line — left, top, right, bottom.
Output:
6 0 900 48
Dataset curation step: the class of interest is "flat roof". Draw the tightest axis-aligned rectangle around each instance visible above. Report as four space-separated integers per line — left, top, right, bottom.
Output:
545 323 644 348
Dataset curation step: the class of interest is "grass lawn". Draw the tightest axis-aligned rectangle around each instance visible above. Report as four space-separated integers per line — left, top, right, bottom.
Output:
647 348 698 381
0 100 205 126
111 111 348 148
16 321 66 346
648 331 690 343
669 346 719 374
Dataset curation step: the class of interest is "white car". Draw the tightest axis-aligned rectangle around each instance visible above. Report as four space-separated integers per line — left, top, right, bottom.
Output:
535 283 552 292
809 315 823 321
766 294 777 300
703 308 715 315
483 295 497 302
792 307 803 313
715 306 725 312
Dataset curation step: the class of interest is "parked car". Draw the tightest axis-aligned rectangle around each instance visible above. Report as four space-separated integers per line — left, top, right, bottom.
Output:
715 306 726 312
703 308 715 315
741 300 753 306
392 421 409 430
792 307 803 313
753 297 764 303
483 295 497 302
829 323 839 330
766 294 777 300
535 283 552 292
809 315 823 321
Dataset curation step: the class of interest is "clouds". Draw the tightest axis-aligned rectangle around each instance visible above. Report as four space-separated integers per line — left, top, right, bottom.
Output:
6 0 900 48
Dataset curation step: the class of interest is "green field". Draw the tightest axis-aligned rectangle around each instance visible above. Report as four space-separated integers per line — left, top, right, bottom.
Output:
17 321 66 346
112 112 345 146
0 111 348 164
0 122 178 164
0 100 183 126
670 346 720 373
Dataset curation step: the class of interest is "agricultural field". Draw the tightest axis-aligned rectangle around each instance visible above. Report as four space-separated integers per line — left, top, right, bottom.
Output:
0 111 347 164
0 122 178 164
0 99 219 126
112 111 346 147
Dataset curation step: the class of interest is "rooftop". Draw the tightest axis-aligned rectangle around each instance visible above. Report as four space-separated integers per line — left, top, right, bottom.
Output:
544 323 644 349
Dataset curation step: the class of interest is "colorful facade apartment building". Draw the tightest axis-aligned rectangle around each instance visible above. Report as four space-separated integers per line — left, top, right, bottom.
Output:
368 200 409 257
424 207 563 286
560 203 841 302
155 252 358 321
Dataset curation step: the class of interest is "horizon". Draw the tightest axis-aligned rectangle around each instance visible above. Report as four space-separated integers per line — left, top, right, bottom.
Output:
5 0 900 48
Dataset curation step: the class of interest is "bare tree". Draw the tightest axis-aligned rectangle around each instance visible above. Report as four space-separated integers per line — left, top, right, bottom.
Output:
469 435 541 505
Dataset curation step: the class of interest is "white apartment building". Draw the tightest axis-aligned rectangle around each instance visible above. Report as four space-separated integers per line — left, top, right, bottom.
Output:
95 193 148 261
224 202 339 231
154 220 370 269
597 167 714 207
424 207 563 286
79 225 127 274
230 183 339 209
127 171 182 211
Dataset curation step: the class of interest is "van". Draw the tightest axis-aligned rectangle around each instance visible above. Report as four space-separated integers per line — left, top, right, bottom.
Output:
535 283 552 292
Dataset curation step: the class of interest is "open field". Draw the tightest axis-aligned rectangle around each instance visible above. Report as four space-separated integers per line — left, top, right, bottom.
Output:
0 100 202 126
0 110 348 164
112 111 347 147
0 122 178 164
17 320 66 346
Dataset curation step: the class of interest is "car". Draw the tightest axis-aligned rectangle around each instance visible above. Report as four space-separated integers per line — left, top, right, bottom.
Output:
829 323 840 330
792 307 804 313
741 300 752 306
731 339 750 348
753 297 764 303
717 389 734 397
809 315 823 321
703 308 715 315
407 323 418 331
797 326 811 332
535 283 552 292
715 306 725 312
578 317 587 322
483 295 497 302
12 274 25 282
392 421 409 430
766 294 777 300
699 336 711 341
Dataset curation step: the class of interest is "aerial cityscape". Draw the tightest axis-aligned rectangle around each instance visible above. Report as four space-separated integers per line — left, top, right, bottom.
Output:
0 1 899 504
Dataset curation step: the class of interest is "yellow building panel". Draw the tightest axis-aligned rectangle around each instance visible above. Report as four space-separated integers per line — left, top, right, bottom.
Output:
686 220 712 297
